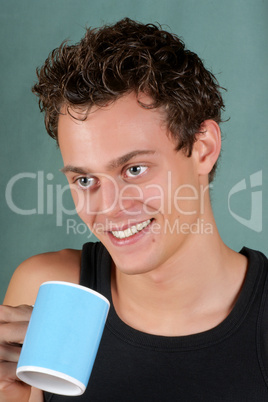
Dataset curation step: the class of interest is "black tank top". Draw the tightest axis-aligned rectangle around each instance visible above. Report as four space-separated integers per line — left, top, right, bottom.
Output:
44 244 268 401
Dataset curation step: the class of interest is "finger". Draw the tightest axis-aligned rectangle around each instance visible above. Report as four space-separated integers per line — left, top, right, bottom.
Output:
0 362 31 401
0 322 29 345
0 344 22 363
0 361 18 383
0 305 33 324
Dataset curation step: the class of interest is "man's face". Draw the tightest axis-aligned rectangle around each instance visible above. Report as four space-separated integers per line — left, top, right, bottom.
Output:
58 93 204 275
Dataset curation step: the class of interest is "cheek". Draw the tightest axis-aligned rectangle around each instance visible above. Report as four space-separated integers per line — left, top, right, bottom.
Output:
141 171 201 218
69 188 95 227
172 185 200 217
141 184 166 215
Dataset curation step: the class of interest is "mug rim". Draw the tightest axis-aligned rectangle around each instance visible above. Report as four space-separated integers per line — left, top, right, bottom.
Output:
40 281 110 306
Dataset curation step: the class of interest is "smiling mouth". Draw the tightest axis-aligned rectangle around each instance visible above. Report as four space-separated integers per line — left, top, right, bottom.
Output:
111 219 153 239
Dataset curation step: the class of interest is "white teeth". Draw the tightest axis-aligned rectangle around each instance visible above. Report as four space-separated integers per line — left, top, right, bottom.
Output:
124 228 132 237
131 226 138 235
136 223 143 231
111 219 151 239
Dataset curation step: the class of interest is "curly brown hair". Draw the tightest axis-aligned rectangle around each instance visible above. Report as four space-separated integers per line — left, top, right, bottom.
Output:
32 18 225 180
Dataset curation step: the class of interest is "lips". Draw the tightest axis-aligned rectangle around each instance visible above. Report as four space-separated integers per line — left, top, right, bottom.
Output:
110 219 153 239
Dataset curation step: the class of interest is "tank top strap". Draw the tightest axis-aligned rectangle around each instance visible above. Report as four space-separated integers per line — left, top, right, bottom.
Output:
80 241 111 296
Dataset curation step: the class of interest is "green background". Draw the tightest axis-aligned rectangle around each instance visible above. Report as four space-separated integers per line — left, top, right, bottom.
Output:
1 0 267 303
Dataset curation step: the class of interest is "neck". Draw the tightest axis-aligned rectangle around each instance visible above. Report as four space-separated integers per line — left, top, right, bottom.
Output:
111 212 248 336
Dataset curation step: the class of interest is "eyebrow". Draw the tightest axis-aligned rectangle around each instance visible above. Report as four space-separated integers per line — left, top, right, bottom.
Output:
106 150 156 170
60 149 156 175
60 165 88 175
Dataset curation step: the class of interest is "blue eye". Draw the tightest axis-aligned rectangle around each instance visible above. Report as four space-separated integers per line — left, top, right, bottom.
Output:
77 177 97 188
125 166 147 178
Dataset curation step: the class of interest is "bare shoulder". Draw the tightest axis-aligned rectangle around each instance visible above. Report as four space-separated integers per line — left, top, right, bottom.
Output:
4 249 81 306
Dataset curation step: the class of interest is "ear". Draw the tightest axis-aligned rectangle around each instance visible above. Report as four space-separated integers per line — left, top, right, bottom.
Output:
193 120 221 176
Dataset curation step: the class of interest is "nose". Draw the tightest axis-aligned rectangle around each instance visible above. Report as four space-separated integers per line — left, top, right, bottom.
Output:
98 176 119 216
97 178 143 218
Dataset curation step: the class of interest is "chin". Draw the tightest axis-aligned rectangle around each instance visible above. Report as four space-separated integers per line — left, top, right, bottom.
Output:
112 253 158 276
115 264 151 276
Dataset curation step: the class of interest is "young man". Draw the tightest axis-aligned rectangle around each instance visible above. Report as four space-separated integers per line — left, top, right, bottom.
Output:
1 18 267 401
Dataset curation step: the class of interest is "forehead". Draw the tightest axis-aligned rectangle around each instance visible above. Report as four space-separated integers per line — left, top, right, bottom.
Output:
59 93 166 131
57 93 174 166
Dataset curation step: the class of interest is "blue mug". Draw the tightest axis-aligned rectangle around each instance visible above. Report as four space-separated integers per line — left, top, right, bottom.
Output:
16 281 110 396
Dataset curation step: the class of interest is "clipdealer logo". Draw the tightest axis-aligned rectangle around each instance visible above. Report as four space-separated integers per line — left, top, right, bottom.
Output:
5 169 263 233
4 170 212 227
227 170 263 232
